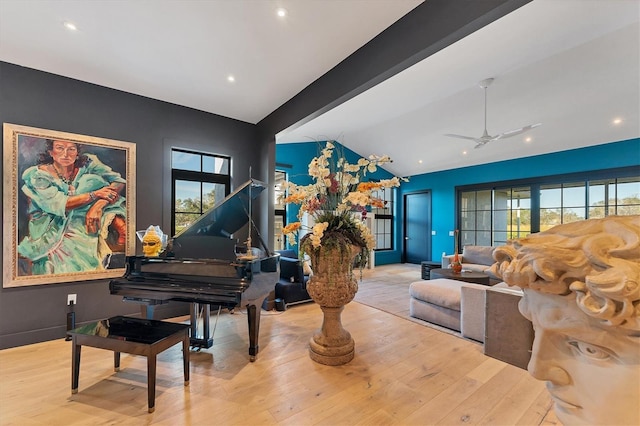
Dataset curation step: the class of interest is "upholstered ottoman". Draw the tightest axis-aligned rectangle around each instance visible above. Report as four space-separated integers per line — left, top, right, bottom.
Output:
409 279 487 331
460 282 516 342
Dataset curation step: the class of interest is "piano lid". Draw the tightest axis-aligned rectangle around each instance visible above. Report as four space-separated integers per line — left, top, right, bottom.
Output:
174 178 266 239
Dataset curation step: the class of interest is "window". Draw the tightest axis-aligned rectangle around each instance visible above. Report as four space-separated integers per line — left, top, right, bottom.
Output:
614 177 640 215
371 187 395 250
171 149 230 236
494 186 531 245
460 190 492 246
274 170 287 252
539 182 586 231
587 177 640 217
457 167 638 246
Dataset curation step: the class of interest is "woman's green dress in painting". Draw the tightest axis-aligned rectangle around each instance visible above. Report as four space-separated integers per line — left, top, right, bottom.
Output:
18 154 126 275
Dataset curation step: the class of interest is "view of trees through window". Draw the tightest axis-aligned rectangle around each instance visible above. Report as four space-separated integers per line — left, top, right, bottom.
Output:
171 149 230 236
458 169 638 247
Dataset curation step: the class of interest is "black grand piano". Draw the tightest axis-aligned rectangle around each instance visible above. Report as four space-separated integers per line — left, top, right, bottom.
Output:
110 179 279 361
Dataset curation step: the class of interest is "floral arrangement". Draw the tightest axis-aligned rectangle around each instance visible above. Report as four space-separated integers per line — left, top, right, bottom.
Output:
281 141 405 267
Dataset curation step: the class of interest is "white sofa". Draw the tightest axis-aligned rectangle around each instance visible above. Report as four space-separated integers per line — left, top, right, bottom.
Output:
442 245 501 285
409 278 488 332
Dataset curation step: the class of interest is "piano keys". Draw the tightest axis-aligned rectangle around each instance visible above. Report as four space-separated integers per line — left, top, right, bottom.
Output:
109 179 279 361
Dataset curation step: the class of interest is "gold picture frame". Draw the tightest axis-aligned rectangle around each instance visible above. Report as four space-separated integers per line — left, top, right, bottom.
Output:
3 123 136 287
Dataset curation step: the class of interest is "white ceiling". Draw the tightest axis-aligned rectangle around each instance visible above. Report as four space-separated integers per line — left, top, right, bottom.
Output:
0 0 421 123
1 0 638 178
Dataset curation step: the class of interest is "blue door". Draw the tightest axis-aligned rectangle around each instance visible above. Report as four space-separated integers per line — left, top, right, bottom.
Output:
404 191 432 263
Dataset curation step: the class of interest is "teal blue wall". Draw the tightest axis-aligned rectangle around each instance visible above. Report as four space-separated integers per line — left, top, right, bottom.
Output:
401 138 640 263
278 138 640 264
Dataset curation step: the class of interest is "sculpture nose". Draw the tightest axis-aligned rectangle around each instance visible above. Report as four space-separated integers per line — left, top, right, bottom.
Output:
527 330 571 385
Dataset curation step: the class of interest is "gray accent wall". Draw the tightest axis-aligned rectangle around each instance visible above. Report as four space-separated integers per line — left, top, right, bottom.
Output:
0 62 264 349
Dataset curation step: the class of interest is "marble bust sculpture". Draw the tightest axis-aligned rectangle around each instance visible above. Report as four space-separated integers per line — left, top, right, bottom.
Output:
490 215 640 425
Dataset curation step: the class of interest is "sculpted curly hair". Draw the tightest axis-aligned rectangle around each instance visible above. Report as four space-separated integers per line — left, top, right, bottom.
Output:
491 215 640 330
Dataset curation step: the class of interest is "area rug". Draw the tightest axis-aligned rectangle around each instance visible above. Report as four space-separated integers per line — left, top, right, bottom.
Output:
353 264 466 339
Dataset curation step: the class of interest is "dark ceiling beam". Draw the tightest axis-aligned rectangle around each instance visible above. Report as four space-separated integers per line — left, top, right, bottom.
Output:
256 0 532 141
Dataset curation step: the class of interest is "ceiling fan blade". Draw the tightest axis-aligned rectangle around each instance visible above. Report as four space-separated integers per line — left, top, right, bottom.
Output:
445 78 540 147
495 123 542 140
444 133 480 142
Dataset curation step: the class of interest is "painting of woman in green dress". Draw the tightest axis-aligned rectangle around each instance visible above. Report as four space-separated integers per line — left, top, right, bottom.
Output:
17 138 127 276
3 123 135 287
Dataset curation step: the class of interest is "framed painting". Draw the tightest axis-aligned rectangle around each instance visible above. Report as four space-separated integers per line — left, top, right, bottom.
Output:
2 123 136 287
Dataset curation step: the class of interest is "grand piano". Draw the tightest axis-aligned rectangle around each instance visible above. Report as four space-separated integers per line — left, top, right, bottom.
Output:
110 179 279 361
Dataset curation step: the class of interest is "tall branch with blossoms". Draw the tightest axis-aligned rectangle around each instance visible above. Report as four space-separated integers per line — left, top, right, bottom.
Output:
281 141 407 267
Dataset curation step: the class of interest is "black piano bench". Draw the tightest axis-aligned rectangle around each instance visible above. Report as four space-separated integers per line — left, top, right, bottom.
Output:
67 316 190 413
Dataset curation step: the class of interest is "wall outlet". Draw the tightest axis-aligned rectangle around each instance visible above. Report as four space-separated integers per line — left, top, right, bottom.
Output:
449 231 455 237
67 294 77 305
431 230 436 235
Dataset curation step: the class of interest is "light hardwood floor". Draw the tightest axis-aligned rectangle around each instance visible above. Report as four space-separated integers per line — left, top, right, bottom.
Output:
0 264 558 425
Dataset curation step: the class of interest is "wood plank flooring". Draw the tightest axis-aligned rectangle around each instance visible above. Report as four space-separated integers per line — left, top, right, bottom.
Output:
0 264 558 425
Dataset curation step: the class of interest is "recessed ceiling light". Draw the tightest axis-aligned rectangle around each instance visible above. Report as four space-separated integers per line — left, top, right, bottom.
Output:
613 117 623 125
418 160 423 164
276 8 287 18
63 21 77 31
525 137 532 143
227 75 235 83
462 151 468 155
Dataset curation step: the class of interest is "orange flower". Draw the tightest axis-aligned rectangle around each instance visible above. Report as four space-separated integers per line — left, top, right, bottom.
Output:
357 182 381 192
284 193 306 204
282 222 301 235
371 199 386 208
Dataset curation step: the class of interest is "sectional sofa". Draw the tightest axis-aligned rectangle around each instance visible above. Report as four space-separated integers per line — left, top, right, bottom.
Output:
441 245 501 285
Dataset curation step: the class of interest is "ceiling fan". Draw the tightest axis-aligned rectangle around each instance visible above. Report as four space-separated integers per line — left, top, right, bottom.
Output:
445 77 541 148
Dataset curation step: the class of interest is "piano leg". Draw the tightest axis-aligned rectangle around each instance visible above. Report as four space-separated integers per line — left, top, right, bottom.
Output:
189 303 214 349
246 303 260 362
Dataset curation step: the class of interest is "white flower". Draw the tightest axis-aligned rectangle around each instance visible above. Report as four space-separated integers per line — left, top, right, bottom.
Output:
310 222 329 248
379 176 401 188
356 221 375 250
343 163 360 173
344 192 369 206
279 140 408 257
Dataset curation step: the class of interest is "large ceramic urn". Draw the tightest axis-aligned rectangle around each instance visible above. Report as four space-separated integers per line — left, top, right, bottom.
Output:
306 244 360 365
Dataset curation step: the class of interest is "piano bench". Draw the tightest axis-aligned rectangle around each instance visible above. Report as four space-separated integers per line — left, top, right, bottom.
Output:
67 316 190 413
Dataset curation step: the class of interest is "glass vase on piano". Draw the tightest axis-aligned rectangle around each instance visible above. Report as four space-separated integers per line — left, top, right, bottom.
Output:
109 179 278 362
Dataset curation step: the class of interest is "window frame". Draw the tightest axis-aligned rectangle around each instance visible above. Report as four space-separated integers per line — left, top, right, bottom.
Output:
171 148 231 236
372 186 395 251
456 166 639 247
